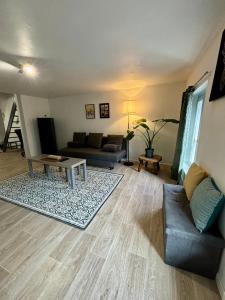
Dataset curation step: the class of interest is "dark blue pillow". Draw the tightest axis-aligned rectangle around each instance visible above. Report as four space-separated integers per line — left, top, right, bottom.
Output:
102 144 120 152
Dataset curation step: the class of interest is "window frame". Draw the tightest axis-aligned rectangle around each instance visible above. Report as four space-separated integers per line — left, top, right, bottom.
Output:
179 81 207 175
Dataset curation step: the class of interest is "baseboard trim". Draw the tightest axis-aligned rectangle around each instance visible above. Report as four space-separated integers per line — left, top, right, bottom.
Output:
216 273 225 300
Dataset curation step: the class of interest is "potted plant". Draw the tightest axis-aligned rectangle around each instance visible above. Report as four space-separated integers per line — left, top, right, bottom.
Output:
126 118 179 158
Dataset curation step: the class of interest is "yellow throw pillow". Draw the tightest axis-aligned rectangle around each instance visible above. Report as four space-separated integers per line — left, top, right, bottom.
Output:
184 163 208 200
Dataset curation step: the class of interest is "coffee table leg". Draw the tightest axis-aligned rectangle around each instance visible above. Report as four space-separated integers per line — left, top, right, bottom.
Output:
44 164 50 177
66 168 70 183
77 165 81 175
83 162 87 181
27 159 34 177
70 167 75 188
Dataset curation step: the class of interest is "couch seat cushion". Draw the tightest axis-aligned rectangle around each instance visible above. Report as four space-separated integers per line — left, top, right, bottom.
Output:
59 147 126 162
102 144 120 152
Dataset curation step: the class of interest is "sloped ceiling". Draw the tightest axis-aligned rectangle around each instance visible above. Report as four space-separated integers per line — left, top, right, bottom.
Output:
0 0 225 98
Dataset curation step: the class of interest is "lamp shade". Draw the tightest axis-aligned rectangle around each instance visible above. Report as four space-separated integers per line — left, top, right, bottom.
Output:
125 100 136 114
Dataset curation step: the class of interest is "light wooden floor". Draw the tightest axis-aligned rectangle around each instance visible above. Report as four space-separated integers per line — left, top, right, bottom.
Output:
0 151 220 300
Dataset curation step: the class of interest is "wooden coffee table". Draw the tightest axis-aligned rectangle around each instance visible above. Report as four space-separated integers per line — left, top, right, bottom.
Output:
138 154 162 175
27 154 87 189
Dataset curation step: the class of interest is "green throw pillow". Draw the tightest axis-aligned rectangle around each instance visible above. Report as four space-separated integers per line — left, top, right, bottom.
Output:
190 177 225 232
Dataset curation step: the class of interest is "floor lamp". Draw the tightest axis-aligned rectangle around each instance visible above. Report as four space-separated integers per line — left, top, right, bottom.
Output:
124 100 136 166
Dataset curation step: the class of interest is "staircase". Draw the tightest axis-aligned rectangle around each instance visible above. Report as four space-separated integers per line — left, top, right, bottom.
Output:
2 102 22 152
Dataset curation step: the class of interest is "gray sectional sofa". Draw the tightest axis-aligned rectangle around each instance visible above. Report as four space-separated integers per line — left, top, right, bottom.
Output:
163 183 225 278
59 134 126 169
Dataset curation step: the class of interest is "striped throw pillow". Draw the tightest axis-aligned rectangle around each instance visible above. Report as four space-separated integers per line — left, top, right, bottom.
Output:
190 177 225 232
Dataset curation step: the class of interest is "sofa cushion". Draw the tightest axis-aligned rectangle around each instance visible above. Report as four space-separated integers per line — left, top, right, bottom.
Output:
107 135 123 150
102 144 120 152
86 133 103 148
163 184 225 248
73 132 86 147
190 177 225 232
59 147 126 162
67 141 75 148
184 163 207 200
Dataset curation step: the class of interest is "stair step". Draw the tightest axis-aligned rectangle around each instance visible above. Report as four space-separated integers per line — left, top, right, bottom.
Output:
8 138 20 141
2 102 21 152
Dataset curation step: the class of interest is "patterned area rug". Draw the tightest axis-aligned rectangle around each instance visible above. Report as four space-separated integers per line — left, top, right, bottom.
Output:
0 169 123 229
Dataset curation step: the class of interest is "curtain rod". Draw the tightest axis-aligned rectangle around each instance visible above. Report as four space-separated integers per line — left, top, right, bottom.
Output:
194 71 211 87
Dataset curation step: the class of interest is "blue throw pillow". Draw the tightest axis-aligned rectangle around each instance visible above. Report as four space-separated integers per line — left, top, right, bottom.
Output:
190 177 225 232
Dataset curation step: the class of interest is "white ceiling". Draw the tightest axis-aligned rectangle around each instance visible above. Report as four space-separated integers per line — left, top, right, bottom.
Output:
0 0 224 98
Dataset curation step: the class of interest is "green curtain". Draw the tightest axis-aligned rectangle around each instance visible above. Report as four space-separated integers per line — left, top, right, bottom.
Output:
171 86 195 180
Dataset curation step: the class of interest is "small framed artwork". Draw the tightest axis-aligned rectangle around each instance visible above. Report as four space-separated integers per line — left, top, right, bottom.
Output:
99 103 110 118
85 104 95 119
210 29 225 101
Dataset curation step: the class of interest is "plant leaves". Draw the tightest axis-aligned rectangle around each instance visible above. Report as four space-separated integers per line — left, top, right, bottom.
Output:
134 118 147 124
152 118 179 124
128 117 179 146
125 130 135 140
133 123 150 130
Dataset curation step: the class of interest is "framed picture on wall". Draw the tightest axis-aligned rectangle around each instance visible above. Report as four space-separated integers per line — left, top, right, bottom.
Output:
210 29 225 101
99 103 110 118
85 104 95 119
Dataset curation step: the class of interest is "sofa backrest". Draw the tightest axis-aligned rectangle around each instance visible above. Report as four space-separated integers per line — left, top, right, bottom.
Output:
73 133 127 151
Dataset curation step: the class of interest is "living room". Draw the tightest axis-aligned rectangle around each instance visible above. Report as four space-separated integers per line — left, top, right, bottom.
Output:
0 1 225 299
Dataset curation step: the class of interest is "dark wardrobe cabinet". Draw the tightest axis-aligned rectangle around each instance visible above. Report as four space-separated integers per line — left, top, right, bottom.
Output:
37 118 57 154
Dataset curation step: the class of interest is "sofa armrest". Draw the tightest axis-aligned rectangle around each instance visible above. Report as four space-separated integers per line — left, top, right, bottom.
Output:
163 183 184 193
163 184 186 204
165 227 225 248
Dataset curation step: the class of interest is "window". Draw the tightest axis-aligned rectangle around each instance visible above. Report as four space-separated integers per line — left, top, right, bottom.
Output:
179 82 207 176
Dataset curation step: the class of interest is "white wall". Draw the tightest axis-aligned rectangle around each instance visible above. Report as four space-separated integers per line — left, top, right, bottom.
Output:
49 81 185 163
17 95 50 157
187 22 225 299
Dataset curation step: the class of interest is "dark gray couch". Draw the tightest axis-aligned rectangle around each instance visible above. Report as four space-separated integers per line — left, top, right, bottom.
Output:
59 137 126 169
163 183 225 278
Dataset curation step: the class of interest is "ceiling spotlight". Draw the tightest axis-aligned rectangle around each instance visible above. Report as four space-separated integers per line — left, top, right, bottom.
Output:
19 63 37 77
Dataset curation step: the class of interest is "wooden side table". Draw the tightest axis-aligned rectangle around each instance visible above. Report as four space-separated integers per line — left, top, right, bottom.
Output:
138 154 162 175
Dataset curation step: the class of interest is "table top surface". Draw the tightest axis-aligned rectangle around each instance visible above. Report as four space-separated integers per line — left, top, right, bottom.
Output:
139 154 162 163
27 154 86 168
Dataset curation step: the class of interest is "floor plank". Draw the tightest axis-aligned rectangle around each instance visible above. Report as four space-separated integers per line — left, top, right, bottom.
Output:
0 151 221 300
0 266 9 284
64 253 105 300
118 253 147 300
16 257 60 300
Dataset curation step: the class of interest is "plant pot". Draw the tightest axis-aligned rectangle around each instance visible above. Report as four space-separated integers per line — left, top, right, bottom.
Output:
145 148 154 158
